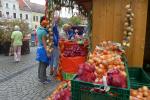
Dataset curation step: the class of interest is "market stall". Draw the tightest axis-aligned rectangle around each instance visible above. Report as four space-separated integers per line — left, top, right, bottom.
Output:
47 41 150 100
44 0 150 100
59 39 88 80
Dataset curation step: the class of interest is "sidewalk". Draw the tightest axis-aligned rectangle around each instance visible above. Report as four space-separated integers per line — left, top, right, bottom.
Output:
0 47 60 100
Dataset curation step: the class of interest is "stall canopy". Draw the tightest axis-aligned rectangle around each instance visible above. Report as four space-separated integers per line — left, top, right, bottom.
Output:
74 0 92 12
47 0 92 16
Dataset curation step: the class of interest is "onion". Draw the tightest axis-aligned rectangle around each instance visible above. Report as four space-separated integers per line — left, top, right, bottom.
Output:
124 22 129 26
120 71 127 77
138 88 142 92
131 90 138 97
142 86 149 92
89 53 93 59
99 64 105 69
108 65 113 69
96 68 103 74
136 95 143 99
125 4 130 9
129 96 136 100
137 92 143 98
95 78 99 83
100 55 104 60
88 59 94 64
102 60 108 66
129 96 132 100
94 71 98 76
147 96 150 100
143 97 147 100
143 91 149 97
120 65 125 71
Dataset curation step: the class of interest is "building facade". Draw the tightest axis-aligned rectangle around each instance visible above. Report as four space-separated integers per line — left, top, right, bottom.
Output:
31 12 44 29
29 2 45 29
0 0 20 19
0 0 45 29
19 10 32 28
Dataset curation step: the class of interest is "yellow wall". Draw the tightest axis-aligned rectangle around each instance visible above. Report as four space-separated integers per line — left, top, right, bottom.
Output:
92 0 148 67
31 12 44 29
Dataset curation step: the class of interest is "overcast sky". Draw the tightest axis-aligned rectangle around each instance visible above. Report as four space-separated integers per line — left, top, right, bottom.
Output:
30 0 45 5
30 0 77 18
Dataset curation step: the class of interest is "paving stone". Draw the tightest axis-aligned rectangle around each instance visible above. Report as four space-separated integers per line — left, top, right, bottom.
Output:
0 47 60 100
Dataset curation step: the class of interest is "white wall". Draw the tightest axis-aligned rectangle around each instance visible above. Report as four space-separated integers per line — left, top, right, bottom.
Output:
0 0 20 19
20 10 32 28
0 0 32 28
0 0 44 29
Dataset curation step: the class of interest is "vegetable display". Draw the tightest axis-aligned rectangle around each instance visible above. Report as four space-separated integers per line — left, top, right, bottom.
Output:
122 4 134 47
77 41 127 88
130 86 150 100
47 81 71 100
77 63 96 83
63 44 86 57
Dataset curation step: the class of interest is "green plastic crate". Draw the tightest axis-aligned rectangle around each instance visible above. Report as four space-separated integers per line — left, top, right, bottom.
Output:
128 67 150 89
147 72 150 78
71 62 130 100
62 71 75 80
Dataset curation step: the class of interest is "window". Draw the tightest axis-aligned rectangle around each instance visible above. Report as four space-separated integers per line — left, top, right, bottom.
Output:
0 11 2 17
33 16 35 21
0 1 2 7
13 5 16 9
13 13 16 18
26 14 28 20
20 14 22 19
6 3 8 8
6 12 9 17
36 16 38 22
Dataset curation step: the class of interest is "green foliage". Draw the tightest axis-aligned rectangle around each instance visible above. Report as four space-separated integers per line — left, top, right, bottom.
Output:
0 19 30 43
69 16 81 25
58 18 64 28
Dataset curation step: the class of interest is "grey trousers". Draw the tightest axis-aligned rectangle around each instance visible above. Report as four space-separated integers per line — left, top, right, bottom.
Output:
38 62 47 82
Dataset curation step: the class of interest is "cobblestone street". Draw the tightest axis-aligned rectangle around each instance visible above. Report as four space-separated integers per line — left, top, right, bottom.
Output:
0 47 60 100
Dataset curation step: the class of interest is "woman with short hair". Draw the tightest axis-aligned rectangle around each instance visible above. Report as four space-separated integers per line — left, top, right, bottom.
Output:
11 25 23 62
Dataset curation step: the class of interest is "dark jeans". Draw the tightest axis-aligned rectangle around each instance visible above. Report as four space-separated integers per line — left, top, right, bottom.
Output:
38 62 48 82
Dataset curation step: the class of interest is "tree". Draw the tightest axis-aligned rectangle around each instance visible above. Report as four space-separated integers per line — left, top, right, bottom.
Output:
0 19 31 43
58 18 64 28
69 16 81 25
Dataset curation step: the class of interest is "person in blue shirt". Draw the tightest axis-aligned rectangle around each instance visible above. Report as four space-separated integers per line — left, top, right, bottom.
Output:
49 17 60 78
67 28 74 40
63 24 75 40
36 16 50 84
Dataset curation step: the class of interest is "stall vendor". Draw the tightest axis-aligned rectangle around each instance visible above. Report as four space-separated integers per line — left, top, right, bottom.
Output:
49 16 60 78
63 24 75 40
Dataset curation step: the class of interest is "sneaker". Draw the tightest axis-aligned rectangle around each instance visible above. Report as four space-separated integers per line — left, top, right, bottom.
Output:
50 68 54 75
50 71 53 75
41 79 51 84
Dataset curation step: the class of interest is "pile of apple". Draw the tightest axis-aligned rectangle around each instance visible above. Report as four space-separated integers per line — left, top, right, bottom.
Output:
47 81 71 100
77 41 127 88
130 86 150 100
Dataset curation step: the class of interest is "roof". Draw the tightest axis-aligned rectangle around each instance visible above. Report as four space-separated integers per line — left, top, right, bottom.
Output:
18 0 45 14
18 0 91 14
74 0 92 12
18 0 31 12
29 3 45 14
